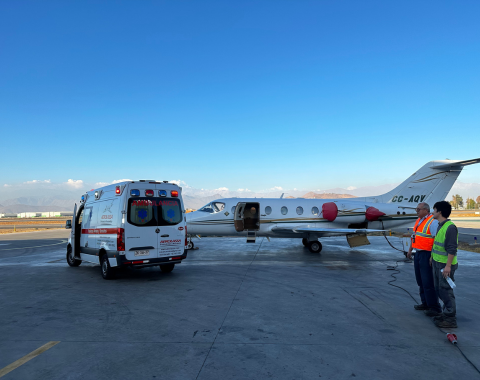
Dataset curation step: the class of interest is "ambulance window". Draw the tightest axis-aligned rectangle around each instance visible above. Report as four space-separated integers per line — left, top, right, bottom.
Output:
312 207 319 215
199 203 214 213
158 199 182 226
128 198 157 227
281 206 288 215
213 202 225 212
231 206 236 214
296 206 303 215
265 206 272 215
77 210 84 224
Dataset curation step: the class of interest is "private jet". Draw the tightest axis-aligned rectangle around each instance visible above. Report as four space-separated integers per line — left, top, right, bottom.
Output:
186 158 480 253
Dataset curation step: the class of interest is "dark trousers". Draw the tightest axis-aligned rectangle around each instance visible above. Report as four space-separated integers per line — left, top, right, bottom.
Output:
433 260 457 318
414 250 441 312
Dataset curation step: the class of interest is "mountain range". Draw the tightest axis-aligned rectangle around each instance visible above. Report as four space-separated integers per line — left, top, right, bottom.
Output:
1 181 479 213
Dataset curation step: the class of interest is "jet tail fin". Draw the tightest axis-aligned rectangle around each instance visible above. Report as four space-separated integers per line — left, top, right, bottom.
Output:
373 158 480 207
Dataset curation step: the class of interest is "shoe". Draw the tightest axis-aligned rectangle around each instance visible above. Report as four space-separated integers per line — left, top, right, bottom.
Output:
433 314 445 321
424 309 442 317
434 319 457 328
414 304 429 310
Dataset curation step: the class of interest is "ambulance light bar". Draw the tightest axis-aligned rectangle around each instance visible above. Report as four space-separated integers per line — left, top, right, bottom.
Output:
159 190 167 197
115 186 121 195
171 190 178 197
145 190 154 197
130 189 140 196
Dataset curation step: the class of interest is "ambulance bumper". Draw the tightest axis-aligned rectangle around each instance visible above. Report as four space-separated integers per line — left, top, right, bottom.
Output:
115 250 188 267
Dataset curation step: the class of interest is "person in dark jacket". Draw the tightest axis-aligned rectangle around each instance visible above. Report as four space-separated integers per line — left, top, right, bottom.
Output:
430 201 459 328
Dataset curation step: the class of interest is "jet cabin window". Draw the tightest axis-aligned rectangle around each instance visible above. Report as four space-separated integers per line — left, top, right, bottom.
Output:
199 202 225 213
198 203 214 213
213 202 225 212
128 198 182 227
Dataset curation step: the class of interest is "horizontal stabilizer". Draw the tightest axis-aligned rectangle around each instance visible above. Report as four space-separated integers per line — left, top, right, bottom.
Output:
433 157 480 170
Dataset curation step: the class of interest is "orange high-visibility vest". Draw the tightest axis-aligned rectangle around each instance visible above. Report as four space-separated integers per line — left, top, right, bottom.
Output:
412 214 435 251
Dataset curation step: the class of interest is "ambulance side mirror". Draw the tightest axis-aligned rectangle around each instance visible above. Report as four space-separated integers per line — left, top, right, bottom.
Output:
65 220 72 229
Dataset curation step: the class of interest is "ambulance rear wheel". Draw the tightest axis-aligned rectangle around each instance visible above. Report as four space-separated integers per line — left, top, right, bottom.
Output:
101 254 116 280
187 241 194 250
308 240 323 254
66 246 81 267
302 238 308 247
160 263 175 273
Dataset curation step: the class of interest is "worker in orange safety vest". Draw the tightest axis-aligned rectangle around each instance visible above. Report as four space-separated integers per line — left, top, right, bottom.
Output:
407 202 442 316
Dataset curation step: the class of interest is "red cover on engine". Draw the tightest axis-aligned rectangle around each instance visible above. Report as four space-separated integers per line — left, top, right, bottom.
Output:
322 202 338 222
365 207 386 221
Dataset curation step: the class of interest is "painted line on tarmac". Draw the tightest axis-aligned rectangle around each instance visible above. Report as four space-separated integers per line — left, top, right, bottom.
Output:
0 240 67 251
0 341 60 378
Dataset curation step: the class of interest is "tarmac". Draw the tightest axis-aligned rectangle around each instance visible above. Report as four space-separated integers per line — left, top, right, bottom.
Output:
1 230 480 379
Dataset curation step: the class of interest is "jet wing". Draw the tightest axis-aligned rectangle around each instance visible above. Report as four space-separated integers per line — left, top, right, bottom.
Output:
271 226 386 237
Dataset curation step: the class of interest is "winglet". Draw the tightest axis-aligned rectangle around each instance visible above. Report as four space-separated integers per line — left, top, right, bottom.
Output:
433 157 480 170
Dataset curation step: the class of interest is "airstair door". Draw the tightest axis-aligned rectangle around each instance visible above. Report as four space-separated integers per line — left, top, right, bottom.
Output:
234 203 246 232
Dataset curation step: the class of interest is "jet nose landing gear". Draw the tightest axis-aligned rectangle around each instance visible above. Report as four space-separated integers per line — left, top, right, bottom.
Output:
307 240 323 254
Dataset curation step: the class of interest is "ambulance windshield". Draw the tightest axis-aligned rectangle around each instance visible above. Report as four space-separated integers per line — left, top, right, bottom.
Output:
127 198 182 227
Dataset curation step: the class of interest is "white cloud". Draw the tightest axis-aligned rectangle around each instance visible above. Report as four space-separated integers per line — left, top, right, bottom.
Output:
347 186 357 191
169 179 188 186
65 179 84 189
270 186 283 191
215 187 229 192
112 179 133 184
24 179 51 184
95 182 110 187
237 188 252 192
3 184 11 187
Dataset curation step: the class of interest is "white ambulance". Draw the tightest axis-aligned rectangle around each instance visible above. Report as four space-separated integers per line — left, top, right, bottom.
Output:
65 180 187 279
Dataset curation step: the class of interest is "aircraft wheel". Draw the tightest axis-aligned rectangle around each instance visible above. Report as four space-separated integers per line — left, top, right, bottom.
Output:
187 241 194 250
308 240 323 254
302 238 308 247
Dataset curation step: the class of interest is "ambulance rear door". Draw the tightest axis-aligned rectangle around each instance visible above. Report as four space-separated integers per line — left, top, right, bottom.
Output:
125 196 160 261
156 194 184 258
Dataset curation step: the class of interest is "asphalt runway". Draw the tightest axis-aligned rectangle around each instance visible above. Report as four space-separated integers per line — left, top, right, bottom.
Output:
0 225 64 230
1 231 480 379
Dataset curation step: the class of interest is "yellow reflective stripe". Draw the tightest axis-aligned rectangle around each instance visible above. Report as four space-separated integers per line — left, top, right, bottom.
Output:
432 248 447 256
416 232 434 238
423 216 434 234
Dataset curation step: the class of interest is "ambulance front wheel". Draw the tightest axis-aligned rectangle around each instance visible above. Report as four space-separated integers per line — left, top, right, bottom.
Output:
308 240 323 254
66 246 81 267
187 241 194 250
160 263 175 273
101 254 116 280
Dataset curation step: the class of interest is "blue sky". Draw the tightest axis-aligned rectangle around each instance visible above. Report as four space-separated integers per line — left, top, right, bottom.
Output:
1 0 479 199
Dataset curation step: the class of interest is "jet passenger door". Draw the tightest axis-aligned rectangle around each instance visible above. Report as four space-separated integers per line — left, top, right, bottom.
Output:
234 203 246 232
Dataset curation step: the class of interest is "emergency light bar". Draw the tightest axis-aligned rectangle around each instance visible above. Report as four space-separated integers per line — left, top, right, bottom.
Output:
130 189 140 197
171 190 178 197
115 186 121 195
145 189 154 197
159 190 167 197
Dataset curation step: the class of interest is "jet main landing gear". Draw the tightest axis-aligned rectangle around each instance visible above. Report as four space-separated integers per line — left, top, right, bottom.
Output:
307 240 323 254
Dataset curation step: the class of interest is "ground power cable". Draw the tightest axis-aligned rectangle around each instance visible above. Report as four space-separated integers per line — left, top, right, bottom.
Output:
194 237 265 380
379 222 480 376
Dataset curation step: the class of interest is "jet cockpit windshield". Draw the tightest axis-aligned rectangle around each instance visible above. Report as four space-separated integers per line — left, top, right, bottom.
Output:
198 202 225 213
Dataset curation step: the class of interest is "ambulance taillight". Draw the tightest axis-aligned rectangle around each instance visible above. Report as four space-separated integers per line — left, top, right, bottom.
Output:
171 190 178 197
145 190 154 197
117 228 125 251
115 186 121 195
